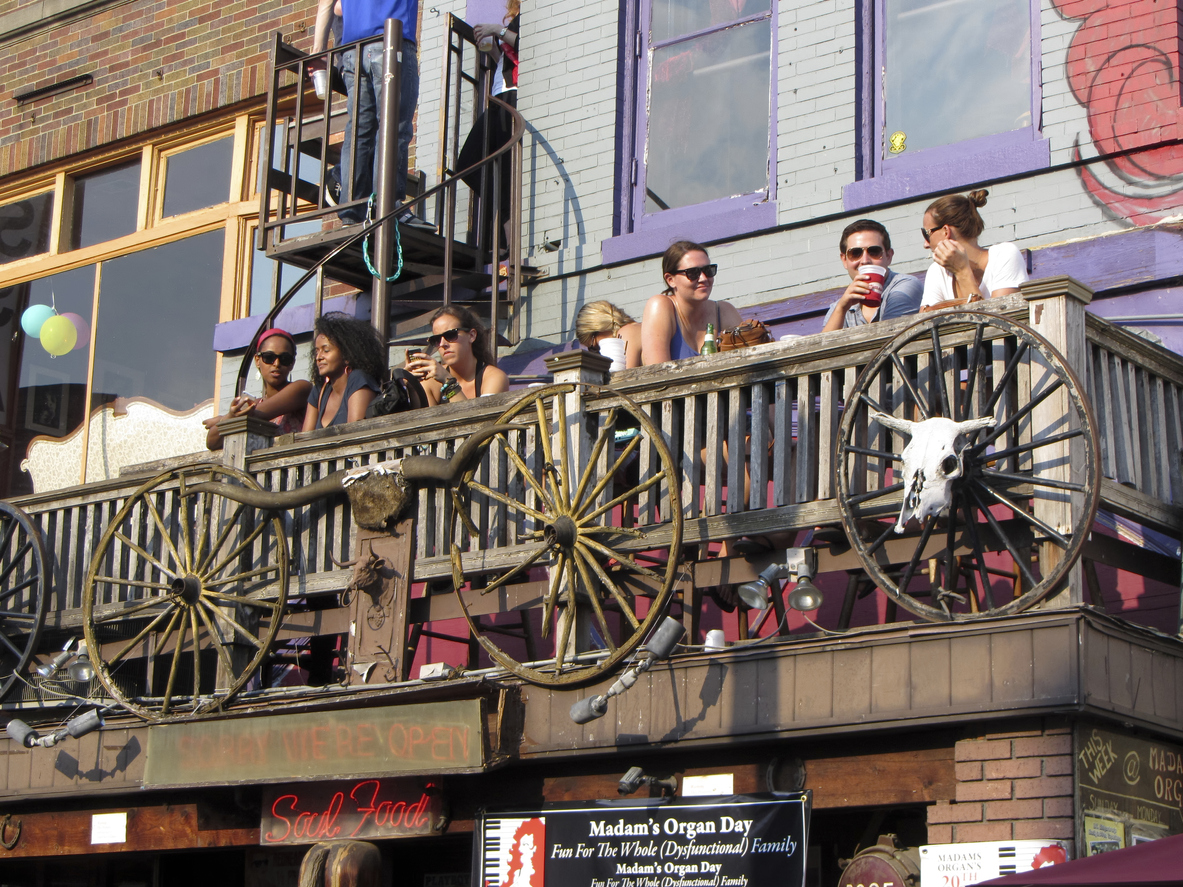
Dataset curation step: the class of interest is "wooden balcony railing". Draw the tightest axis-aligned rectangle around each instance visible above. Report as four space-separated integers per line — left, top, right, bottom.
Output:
7 279 1182 701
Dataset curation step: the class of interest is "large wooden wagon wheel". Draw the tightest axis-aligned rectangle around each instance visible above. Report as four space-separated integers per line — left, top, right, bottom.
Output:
448 383 683 685
836 311 1100 621
0 502 49 702
83 464 289 720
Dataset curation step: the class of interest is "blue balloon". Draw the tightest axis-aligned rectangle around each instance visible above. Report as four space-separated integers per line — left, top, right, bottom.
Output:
21 304 55 338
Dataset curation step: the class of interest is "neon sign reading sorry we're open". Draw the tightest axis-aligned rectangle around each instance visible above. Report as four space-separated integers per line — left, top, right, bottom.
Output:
261 778 447 845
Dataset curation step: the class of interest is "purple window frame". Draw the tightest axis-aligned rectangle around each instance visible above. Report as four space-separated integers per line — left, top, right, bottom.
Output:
602 0 777 266
843 0 1048 212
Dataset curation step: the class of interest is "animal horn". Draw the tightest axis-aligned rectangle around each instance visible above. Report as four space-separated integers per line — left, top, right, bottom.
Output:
954 415 997 434
869 409 916 435
186 473 347 509
399 424 524 483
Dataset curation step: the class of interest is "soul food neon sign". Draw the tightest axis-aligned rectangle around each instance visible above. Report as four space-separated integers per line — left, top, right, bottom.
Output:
261 778 445 845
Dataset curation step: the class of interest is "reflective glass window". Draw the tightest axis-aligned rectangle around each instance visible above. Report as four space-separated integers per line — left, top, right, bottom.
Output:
639 0 772 219
90 230 223 414
249 221 320 316
0 191 54 265
162 136 235 218
71 161 140 250
5 265 96 496
884 0 1032 158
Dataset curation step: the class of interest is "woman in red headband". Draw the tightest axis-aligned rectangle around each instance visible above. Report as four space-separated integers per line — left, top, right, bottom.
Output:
204 328 312 449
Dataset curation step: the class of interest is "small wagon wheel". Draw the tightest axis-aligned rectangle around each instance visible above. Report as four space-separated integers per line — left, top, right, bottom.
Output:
83 464 289 721
836 310 1100 621
0 502 49 702
447 383 683 685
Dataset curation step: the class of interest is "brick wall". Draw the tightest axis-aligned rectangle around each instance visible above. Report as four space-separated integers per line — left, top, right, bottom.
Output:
0 0 317 176
927 721 1075 844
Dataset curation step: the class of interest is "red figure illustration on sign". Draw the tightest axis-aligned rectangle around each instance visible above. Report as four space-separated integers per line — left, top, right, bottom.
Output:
503 818 545 887
1031 844 1068 868
1053 0 1183 224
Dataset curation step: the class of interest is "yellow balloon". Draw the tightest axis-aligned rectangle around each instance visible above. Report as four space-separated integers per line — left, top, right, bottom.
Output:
40 315 77 356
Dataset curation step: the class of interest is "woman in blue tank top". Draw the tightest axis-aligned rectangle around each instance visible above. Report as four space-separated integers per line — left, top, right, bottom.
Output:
640 241 743 365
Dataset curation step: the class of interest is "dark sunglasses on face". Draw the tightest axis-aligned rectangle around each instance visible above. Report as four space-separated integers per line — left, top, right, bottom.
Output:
258 350 296 367
427 327 469 351
844 245 886 260
673 263 718 283
921 224 943 243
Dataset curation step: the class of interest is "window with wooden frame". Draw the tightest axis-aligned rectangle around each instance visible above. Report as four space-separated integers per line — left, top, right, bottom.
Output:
0 113 270 495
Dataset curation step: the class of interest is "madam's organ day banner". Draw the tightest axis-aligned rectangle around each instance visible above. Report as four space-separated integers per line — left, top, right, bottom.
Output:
475 795 810 887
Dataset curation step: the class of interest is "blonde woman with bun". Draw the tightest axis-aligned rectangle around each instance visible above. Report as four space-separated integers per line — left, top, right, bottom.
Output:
575 301 642 369
919 189 1028 310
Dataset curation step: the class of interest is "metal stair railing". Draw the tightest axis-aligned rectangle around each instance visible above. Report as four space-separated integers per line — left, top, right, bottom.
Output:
248 17 526 396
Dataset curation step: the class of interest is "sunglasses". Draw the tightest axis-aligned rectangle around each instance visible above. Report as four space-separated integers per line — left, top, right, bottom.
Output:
844 245 886 260
673 264 718 283
258 350 296 367
427 327 469 351
921 224 943 243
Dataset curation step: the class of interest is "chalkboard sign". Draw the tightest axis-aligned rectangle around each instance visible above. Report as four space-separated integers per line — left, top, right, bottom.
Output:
474 794 810 887
1076 724 1183 854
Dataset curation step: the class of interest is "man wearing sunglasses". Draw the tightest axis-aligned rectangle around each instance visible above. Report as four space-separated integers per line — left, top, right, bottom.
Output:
821 219 922 332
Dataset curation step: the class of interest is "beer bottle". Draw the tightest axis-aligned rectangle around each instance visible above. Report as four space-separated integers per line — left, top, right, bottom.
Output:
701 323 718 355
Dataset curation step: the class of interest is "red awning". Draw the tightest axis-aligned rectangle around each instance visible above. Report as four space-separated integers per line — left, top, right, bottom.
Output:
976 834 1183 886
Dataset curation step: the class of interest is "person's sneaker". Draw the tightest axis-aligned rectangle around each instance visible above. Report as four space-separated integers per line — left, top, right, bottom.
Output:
396 208 436 231
324 168 342 207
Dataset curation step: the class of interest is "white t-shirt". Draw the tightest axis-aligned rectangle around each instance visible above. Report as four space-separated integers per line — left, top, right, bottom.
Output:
921 242 1029 307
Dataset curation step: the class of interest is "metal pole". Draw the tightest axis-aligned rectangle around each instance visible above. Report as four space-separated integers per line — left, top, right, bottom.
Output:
371 17 402 356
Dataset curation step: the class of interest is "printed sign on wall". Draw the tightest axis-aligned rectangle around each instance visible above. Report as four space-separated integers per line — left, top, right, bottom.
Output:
474 795 810 887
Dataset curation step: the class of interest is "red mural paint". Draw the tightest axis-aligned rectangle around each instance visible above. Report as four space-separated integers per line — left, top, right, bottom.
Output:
1053 0 1183 224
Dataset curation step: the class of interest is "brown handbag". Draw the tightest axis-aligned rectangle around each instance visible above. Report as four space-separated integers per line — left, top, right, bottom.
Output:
718 318 774 352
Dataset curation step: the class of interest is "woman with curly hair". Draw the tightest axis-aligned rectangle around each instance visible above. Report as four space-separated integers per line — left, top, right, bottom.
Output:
405 305 508 404
303 312 385 430
920 189 1028 310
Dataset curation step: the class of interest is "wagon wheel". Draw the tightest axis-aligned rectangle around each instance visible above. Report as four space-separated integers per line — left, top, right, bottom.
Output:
447 383 683 685
0 502 49 702
836 311 1100 621
83 464 289 721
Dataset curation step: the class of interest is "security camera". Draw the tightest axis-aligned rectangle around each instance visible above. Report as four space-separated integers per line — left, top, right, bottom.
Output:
619 766 646 795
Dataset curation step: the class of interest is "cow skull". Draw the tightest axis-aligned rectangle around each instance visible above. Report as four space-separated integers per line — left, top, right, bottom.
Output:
869 410 996 532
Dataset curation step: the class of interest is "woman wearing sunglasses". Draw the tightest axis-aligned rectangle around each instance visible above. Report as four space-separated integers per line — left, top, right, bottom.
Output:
204 328 312 449
303 312 384 430
641 241 743 365
919 190 1028 310
406 306 509 404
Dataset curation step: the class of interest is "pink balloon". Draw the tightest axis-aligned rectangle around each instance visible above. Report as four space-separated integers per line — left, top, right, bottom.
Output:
61 313 90 351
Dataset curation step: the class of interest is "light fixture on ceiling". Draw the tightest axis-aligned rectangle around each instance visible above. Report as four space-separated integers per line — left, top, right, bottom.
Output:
736 547 821 613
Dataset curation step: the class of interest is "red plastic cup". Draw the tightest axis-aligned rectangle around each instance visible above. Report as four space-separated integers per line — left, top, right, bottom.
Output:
860 265 886 307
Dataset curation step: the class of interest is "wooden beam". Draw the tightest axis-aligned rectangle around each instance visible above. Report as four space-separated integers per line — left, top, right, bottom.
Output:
0 803 257 858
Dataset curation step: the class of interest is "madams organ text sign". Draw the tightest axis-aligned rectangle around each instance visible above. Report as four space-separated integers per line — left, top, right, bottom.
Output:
475 795 810 887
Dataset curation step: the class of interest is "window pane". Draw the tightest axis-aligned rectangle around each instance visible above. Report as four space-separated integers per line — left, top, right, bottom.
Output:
163 136 235 217
249 221 320 316
90 230 223 415
645 19 771 213
885 0 1031 157
651 0 770 44
4 265 96 496
0 192 54 265
71 161 140 250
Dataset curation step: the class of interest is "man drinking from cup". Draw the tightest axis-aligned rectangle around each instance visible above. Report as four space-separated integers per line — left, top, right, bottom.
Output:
821 219 922 331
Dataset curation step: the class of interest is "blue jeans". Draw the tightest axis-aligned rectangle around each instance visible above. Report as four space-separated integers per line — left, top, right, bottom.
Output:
340 37 419 223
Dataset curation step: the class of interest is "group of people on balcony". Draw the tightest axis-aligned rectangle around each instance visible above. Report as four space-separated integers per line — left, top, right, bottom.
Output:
578 189 1029 363
206 304 511 448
